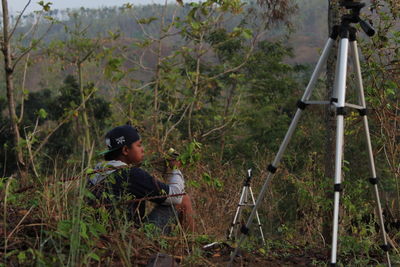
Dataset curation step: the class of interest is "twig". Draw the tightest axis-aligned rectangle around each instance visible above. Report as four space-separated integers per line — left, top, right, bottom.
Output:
162 103 191 147
32 89 96 157
24 118 40 178
6 205 35 241
8 0 32 39
3 177 14 257
12 22 54 70
93 193 186 208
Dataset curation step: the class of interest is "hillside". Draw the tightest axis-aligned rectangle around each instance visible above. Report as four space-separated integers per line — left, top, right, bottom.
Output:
1 0 399 266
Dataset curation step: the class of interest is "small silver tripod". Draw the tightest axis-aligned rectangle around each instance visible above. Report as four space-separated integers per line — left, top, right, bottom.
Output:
227 169 266 245
230 1 391 266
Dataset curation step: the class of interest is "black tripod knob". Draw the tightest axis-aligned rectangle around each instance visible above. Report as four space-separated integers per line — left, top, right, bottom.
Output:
359 20 375 36
243 168 252 186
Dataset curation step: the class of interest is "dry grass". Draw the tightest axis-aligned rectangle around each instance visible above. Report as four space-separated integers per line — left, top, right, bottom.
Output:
1 148 398 266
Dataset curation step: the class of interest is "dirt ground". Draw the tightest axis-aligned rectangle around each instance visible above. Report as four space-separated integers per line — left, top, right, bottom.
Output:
191 242 329 266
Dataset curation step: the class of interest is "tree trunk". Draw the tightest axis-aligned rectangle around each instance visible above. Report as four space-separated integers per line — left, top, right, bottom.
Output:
1 0 25 169
323 0 341 247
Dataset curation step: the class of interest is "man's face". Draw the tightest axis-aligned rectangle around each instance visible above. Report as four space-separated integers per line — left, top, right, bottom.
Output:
125 140 144 164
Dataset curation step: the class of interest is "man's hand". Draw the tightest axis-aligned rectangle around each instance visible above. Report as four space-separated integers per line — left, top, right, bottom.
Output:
167 159 182 169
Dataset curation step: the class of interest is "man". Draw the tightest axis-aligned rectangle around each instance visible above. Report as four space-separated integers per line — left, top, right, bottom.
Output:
88 125 194 232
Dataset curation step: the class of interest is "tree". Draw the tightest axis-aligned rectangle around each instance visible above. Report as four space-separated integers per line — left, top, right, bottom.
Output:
1 0 53 174
47 12 102 164
44 75 111 159
1 0 25 168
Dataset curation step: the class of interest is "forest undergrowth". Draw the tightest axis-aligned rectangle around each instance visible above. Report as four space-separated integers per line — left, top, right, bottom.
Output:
1 145 399 266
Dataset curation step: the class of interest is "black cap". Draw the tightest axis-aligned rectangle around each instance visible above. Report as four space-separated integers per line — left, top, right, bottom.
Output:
100 125 140 155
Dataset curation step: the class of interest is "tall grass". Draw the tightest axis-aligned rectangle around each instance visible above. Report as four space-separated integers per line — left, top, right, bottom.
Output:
1 144 399 266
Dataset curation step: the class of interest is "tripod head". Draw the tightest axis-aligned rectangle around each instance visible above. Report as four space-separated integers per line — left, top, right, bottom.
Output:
340 0 375 36
243 168 252 186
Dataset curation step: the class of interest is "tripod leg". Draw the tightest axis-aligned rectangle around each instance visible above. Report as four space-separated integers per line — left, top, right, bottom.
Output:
228 186 247 240
229 37 337 265
244 185 249 206
330 36 349 266
351 40 391 266
234 186 250 239
249 186 266 245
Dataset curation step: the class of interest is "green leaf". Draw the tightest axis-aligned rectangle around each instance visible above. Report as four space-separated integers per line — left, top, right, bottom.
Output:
84 189 96 200
80 221 89 239
17 251 27 263
202 173 212 185
91 223 106 236
123 3 133 9
57 220 72 238
187 180 200 188
136 17 158 25
214 178 223 189
87 252 100 261
242 28 253 39
5 249 19 258
190 21 201 30
37 108 48 119
38 1 52 11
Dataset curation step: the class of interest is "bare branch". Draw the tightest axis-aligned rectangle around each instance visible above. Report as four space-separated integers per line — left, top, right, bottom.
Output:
33 89 96 157
18 10 45 123
202 94 241 138
119 49 154 72
162 103 191 147
12 22 54 70
132 9 157 42
209 31 261 80
9 0 32 40
24 119 40 177
131 81 157 92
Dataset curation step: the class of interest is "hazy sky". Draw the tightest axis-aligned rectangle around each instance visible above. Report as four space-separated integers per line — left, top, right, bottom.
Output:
9 0 167 14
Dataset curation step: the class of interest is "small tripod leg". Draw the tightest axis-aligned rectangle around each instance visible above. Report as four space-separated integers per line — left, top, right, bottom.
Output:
249 186 266 245
351 40 391 266
228 186 247 240
238 186 250 239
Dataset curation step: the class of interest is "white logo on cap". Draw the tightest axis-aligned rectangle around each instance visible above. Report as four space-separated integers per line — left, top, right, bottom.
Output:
116 136 125 145
105 138 111 148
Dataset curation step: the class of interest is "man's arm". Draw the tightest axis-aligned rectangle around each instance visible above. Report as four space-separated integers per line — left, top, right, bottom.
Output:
129 167 184 205
129 168 169 204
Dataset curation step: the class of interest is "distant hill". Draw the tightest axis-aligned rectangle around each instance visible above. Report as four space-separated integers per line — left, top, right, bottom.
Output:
14 0 329 64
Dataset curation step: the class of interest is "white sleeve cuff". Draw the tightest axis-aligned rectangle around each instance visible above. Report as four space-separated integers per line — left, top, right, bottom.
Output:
163 169 185 205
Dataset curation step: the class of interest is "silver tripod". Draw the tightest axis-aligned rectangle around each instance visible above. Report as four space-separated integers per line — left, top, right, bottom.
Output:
230 1 391 266
227 169 266 245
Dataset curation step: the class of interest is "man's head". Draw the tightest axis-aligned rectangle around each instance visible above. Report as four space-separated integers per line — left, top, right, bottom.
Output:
103 125 144 164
